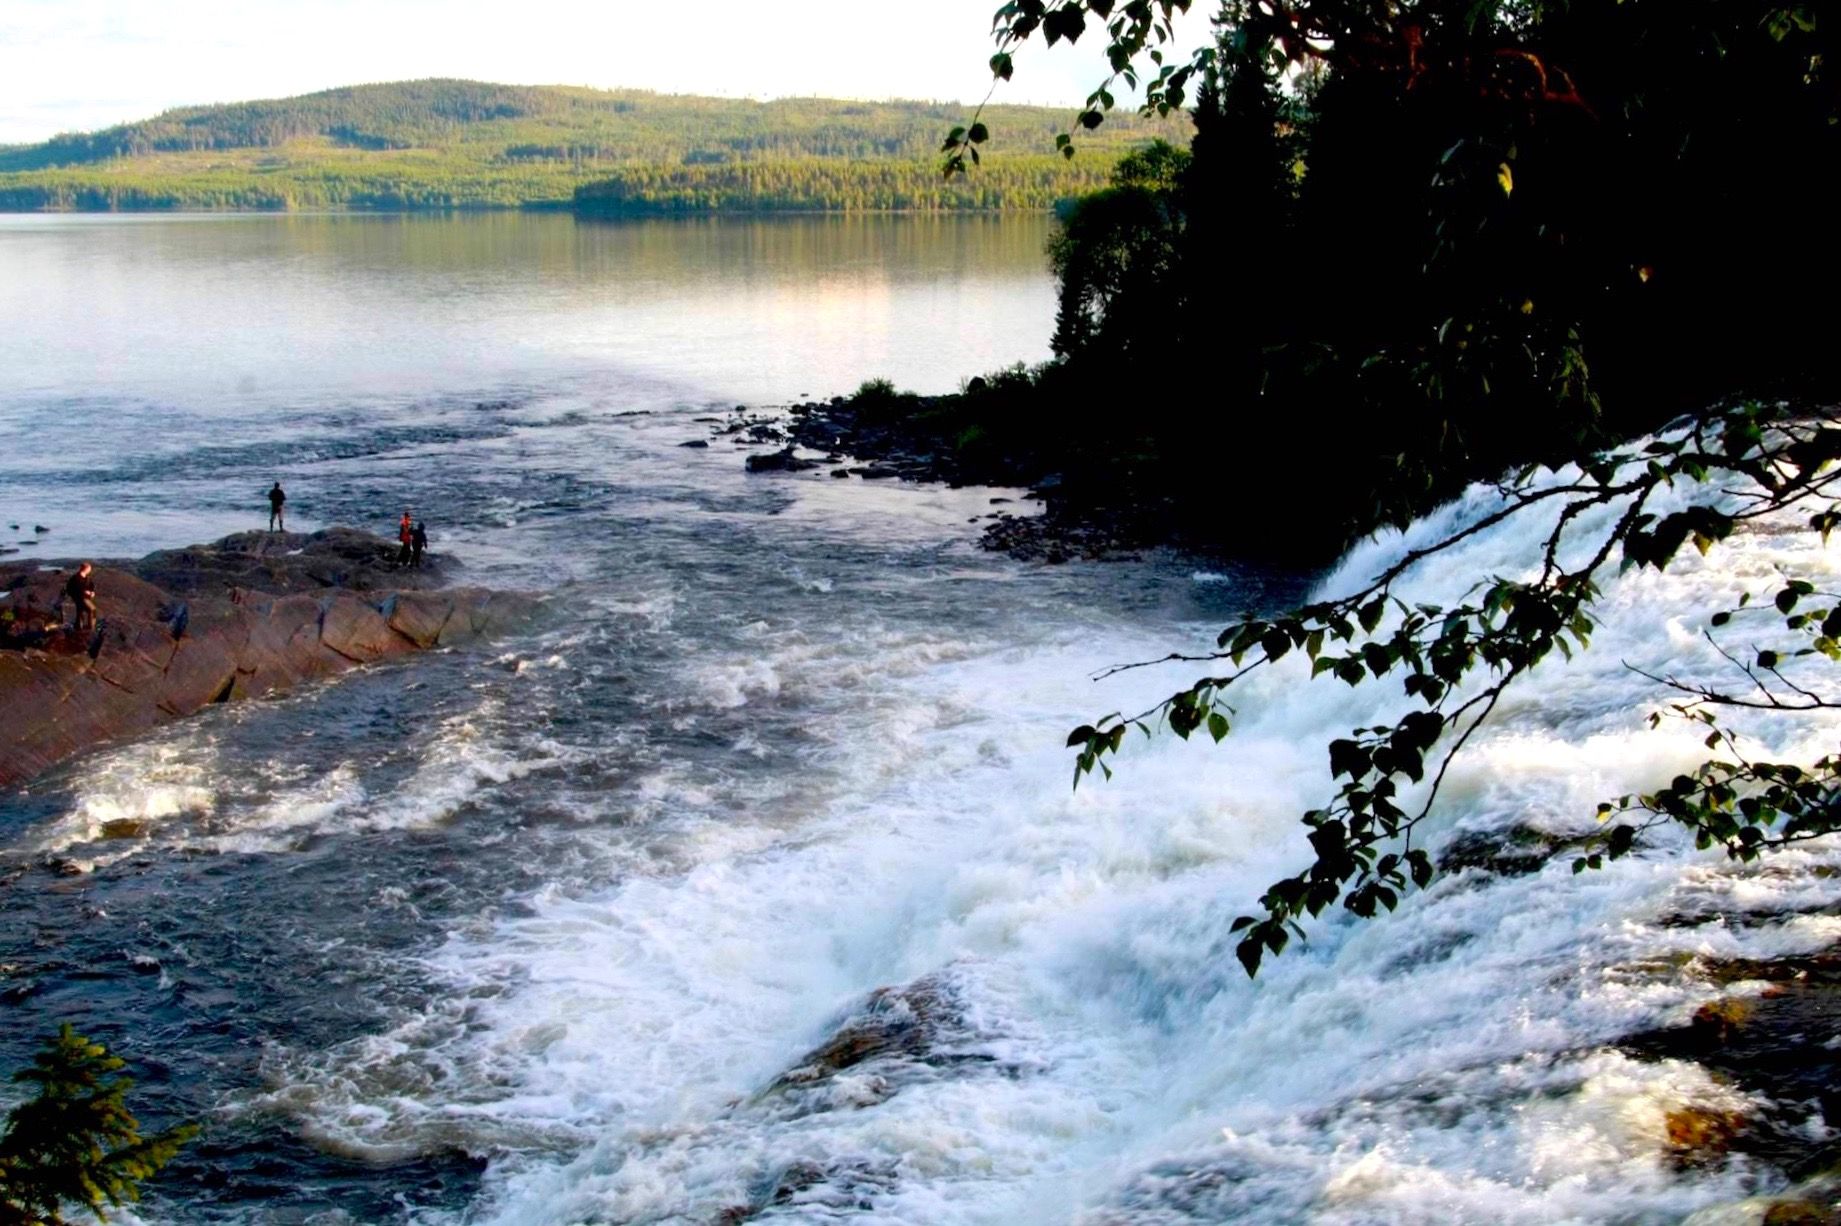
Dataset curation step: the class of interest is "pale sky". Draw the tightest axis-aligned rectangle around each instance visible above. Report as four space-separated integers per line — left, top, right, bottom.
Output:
0 0 1214 145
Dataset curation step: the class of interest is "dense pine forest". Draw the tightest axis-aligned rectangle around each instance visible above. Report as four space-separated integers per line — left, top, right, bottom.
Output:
0 79 1186 212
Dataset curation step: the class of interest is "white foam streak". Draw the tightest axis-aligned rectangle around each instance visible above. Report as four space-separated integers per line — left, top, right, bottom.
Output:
274 462 1841 1222
24 695 572 866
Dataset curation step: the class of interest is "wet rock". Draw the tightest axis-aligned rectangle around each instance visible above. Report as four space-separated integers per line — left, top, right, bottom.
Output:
718 1158 900 1223
679 439 710 448
1624 947 1841 1181
1436 826 1583 877
155 630 243 714
1762 1199 1841 1226
1691 996 1755 1045
0 529 541 788
383 591 455 649
744 448 817 474
443 590 541 643
132 527 454 597
758 968 1029 1128
720 396 1201 563
318 594 401 664
1665 1105 1749 1168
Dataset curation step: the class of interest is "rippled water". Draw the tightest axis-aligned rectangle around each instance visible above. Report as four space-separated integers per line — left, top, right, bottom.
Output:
2 215 1838 1224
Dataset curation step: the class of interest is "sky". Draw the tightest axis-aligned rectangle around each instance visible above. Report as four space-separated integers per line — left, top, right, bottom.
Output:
0 0 1214 145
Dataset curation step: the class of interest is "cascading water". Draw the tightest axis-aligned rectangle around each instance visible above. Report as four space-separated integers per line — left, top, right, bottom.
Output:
2 216 1834 1224
270 461 1823 1226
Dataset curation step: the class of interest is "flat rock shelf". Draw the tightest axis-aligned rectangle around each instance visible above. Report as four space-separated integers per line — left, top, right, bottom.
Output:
0 528 540 788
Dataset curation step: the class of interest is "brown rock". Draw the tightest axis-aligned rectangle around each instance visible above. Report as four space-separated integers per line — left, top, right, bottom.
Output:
437 590 541 646
237 593 330 694
1691 996 1755 1045
0 528 540 789
384 591 455 648
1664 1105 1747 1167
157 631 241 715
317 593 400 664
1764 1201 1841 1226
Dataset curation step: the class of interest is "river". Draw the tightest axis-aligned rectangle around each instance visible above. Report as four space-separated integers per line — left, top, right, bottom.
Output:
0 213 1835 1224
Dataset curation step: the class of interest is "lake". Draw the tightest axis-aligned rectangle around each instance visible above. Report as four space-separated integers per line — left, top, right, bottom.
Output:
0 212 1827 1225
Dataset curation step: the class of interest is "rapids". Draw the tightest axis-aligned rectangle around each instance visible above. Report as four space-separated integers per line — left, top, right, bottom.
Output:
2 215 1836 1224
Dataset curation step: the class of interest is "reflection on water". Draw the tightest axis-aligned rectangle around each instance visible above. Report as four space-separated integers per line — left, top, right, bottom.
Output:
0 212 1057 409
4 212 1826 1225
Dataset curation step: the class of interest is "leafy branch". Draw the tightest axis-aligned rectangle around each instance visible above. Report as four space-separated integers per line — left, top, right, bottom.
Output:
946 0 1212 175
1068 403 1841 975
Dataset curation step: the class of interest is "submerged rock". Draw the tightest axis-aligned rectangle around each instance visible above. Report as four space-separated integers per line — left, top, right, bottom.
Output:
0 529 539 789
1664 1104 1750 1169
756 966 1033 1125
1624 948 1841 1182
744 447 818 474
1436 826 1587 877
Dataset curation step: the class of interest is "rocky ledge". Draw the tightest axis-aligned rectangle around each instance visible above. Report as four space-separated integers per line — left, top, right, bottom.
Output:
715 402 1175 564
0 528 538 789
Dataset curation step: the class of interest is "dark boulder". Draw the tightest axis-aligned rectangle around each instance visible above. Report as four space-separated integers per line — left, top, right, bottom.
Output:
745 448 818 474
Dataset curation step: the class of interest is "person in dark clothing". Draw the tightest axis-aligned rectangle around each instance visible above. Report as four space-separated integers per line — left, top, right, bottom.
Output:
410 521 428 568
66 562 97 633
268 482 287 532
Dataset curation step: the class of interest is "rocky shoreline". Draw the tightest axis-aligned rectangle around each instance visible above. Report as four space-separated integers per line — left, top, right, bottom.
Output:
0 528 538 789
713 399 1170 564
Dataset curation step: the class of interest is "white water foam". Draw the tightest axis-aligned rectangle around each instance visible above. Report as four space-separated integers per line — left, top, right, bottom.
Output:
23 687 578 868
246 459 1841 1223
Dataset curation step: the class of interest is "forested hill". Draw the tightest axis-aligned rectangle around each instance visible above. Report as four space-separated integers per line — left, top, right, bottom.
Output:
0 79 1188 212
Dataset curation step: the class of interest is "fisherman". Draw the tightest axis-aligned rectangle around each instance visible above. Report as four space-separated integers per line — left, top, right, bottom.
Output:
268 481 287 532
66 561 97 633
397 509 414 567
410 520 428 569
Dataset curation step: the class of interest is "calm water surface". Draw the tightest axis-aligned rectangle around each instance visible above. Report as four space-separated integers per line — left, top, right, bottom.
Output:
0 213 1834 1225
1 213 1058 556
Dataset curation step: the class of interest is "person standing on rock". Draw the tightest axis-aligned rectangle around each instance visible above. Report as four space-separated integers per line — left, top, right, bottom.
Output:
66 562 97 634
397 510 414 567
410 520 428 569
268 482 287 532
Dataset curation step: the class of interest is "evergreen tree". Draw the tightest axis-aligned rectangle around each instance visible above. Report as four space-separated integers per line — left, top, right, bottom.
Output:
0 1026 194 1226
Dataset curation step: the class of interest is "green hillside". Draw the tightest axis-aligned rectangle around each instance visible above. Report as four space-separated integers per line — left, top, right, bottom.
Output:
0 79 1189 212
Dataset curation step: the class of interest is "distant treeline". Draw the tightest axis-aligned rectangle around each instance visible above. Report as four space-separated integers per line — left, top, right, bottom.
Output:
571 157 1115 213
0 78 1187 212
